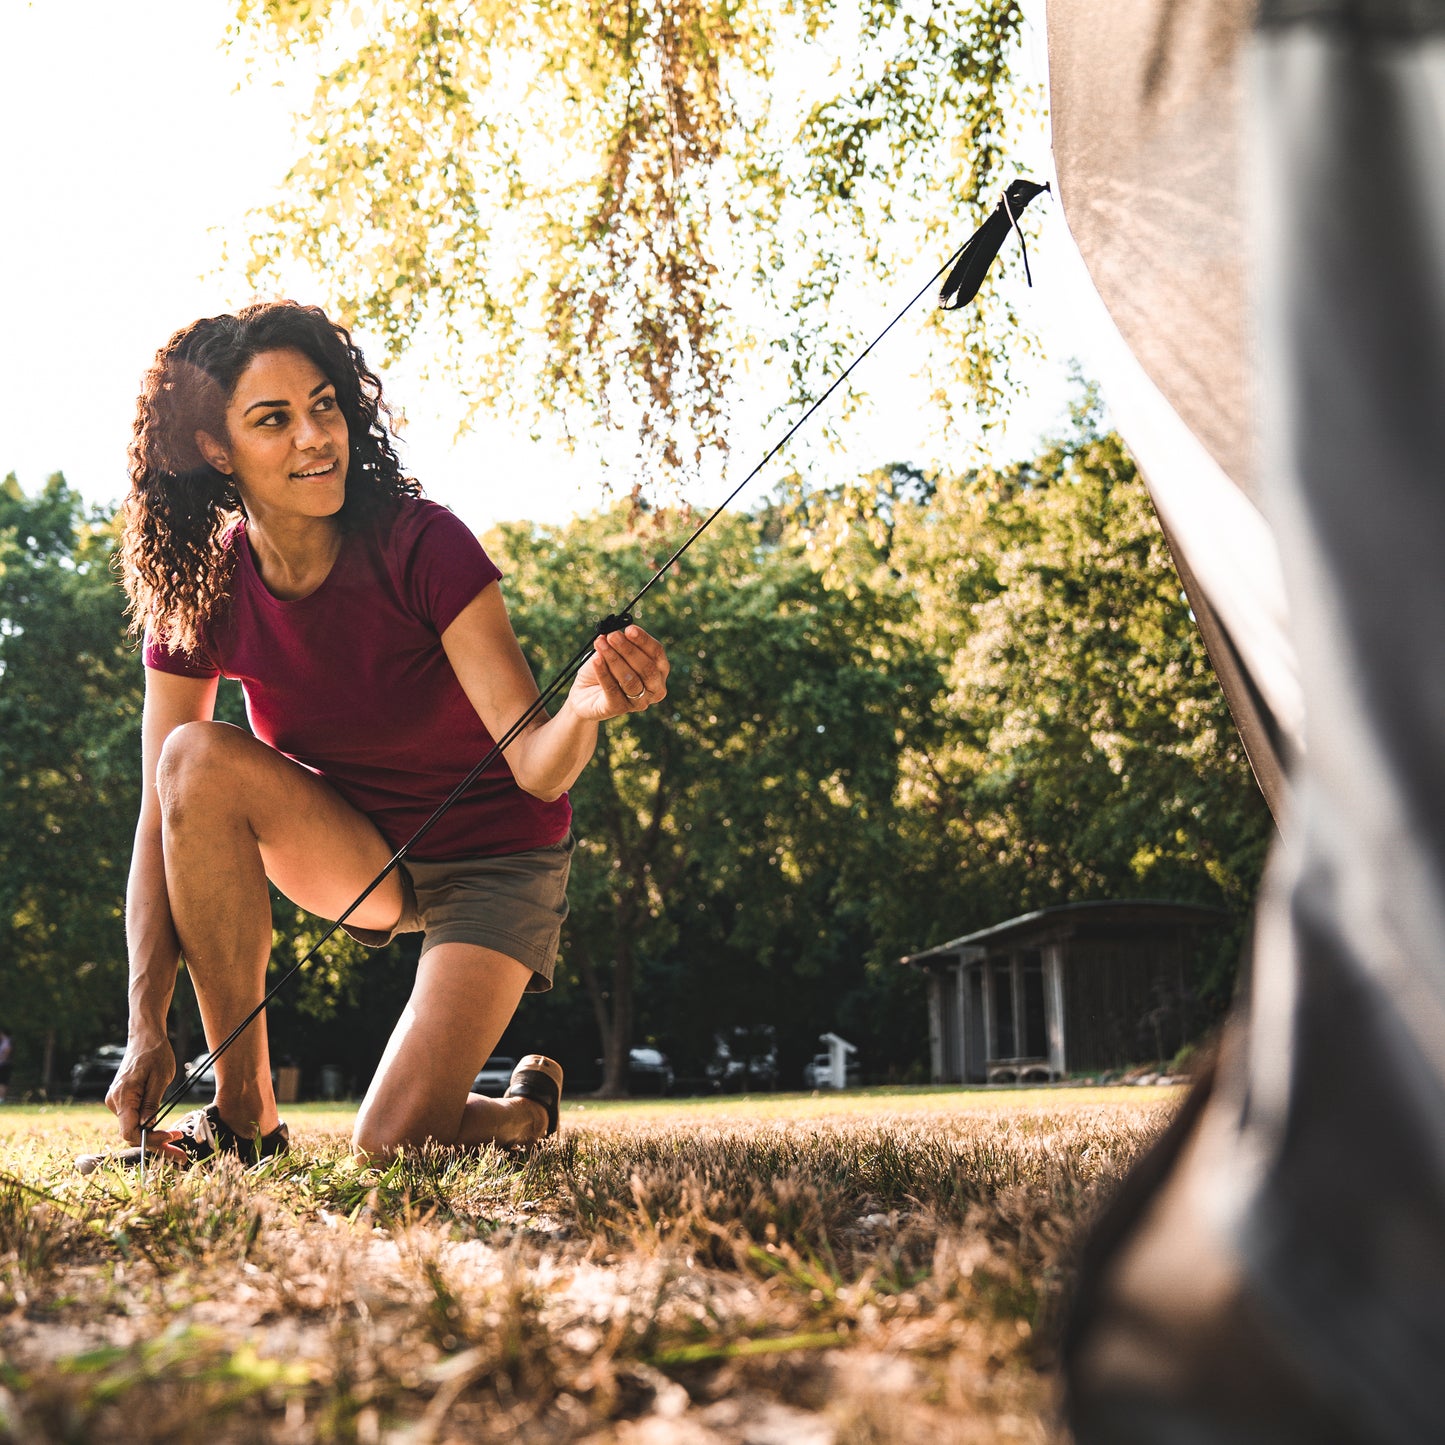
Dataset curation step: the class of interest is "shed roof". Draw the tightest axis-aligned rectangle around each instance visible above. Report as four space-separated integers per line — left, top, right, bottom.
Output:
898 899 1226 969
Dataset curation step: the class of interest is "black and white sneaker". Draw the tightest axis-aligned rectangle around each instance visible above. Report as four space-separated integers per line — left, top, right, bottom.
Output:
76 1104 290 1175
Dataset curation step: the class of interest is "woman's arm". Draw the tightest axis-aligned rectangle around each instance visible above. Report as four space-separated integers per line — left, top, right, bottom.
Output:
107 668 219 1141
440 584 670 802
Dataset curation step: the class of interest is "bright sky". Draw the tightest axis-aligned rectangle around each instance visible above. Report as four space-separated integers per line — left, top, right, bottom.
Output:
0 0 1107 533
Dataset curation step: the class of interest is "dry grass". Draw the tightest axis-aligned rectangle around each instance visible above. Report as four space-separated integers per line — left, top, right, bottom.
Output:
0 1088 1181 1443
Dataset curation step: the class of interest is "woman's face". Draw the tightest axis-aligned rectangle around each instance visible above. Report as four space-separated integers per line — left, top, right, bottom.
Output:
196 347 350 523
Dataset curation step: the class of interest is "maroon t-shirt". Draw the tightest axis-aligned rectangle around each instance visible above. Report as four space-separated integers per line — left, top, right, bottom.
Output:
144 498 571 860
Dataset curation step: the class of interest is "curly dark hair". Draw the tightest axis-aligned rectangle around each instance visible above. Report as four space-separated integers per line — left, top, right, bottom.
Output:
120 301 422 653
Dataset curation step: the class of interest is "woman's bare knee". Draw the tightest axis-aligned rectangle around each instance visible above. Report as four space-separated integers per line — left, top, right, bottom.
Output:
352 1127 406 1164
351 1125 395 1164
352 1102 458 1163
352 1034 465 1161
156 721 256 821
351 1109 394 1161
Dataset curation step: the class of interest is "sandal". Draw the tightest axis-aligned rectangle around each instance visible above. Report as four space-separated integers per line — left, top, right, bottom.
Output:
503 1054 564 1138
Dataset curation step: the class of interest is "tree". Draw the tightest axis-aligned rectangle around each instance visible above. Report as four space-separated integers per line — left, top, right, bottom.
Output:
0 476 141 1088
226 0 1034 487
793 395 1273 1008
493 502 931 1091
489 396 1271 1089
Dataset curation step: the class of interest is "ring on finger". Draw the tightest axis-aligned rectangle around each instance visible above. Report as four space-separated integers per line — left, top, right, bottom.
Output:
625 684 646 700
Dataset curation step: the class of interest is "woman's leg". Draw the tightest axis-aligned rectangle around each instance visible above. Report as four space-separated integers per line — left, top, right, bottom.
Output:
156 721 408 1138
352 943 547 1160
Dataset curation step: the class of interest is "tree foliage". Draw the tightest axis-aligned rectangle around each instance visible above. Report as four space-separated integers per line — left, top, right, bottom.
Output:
227 0 1034 488
2 404 1271 1090
0 476 141 1082
789 393 1271 1005
486 401 1270 1086
491 505 927 1090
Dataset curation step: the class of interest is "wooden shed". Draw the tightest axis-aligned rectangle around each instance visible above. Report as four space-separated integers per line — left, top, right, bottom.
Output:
899 901 1224 1084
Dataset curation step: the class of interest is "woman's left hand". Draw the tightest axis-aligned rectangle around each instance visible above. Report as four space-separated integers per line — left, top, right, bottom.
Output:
567 624 671 722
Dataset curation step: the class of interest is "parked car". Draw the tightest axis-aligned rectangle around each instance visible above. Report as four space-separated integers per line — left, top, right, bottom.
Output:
706 1028 780 1093
70 1044 126 1099
627 1047 675 1096
184 1053 217 1092
802 1051 861 1090
472 1055 517 1097
71 1046 271 1104
592 1048 678 1094
179 1053 277 1099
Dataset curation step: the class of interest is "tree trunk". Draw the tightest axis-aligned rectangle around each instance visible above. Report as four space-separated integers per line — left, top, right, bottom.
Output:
575 936 632 1098
575 730 666 1097
597 933 635 1097
41 1028 55 1096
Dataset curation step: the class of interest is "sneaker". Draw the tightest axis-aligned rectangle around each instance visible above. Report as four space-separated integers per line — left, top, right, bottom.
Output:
76 1104 290 1175
503 1055 564 1138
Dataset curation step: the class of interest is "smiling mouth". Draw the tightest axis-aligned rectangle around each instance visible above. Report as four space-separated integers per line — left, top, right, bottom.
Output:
292 460 339 480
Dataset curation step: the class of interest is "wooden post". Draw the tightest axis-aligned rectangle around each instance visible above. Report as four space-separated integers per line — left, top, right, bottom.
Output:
1010 951 1026 1058
1043 943 1067 1077
980 960 997 1065
957 960 973 1083
927 974 944 1083
953 965 965 1080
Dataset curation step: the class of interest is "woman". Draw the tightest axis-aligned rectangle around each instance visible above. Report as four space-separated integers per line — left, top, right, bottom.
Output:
89 300 669 1168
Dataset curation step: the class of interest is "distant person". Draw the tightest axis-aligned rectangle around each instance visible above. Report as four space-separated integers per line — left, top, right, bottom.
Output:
0 1028 11 1102
81 301 671 1171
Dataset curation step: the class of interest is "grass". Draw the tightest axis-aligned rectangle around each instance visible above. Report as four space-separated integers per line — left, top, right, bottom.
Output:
0 1087 1182 1443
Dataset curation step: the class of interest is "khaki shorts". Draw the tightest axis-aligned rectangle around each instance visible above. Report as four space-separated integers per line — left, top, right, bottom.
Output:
344 834 573 993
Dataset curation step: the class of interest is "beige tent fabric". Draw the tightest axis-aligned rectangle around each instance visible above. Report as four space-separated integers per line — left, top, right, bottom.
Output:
1044 0 1300 818
1046 0 1257 499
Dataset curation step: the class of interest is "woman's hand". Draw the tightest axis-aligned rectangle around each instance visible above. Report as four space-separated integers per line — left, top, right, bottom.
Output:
442 593 670 799
106 1033 178 1146
565 624 671 723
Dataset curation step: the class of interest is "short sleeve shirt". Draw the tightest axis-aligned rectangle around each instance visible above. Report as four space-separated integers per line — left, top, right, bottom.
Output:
144 498 571 860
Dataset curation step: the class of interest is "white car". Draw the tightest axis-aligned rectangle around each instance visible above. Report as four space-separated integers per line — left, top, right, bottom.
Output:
183 1053 277 1099
803 1052 860 1089
185 1053 217 1091
471 1055 517 1097
627 1047 675 1095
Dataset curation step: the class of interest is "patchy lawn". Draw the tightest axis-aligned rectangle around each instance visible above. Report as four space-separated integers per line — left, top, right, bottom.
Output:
0 1087 1181 1443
